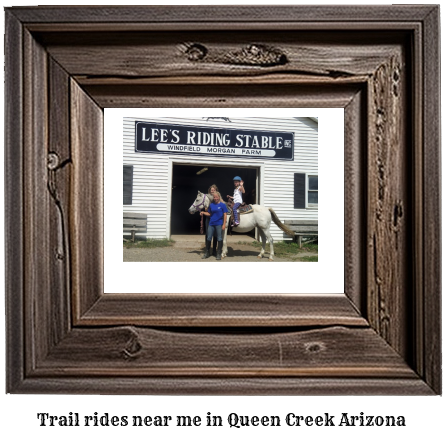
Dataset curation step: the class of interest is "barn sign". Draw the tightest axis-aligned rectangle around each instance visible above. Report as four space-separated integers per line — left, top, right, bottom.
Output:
135 121 294 160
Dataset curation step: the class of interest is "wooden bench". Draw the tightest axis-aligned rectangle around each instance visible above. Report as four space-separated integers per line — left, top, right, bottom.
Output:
123 212 147 242
284 220 318 248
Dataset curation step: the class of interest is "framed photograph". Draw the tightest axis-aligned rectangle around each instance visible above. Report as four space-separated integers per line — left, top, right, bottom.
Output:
106 108 342 293
5 5 440 394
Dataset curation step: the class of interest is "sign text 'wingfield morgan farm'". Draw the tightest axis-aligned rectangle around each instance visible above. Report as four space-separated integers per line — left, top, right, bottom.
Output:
135 122 294 160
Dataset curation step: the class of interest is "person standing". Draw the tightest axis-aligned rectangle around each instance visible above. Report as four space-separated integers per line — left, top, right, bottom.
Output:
203 184 223 257
200 191 228 260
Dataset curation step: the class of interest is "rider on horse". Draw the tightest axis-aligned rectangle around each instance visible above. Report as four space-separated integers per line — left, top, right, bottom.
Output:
226 176 245 226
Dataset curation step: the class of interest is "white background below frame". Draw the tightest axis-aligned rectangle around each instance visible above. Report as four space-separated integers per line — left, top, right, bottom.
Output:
104 108 344 294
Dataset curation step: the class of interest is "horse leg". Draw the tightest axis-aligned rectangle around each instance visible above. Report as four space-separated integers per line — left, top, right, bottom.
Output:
263 227 274 261
257 228 267 259
221 220 228 258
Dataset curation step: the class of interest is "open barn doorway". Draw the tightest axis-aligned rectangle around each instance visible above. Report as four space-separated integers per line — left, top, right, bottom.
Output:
170 164 258 237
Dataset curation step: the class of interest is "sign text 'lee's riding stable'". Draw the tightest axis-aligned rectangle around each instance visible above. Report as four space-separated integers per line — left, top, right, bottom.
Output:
135 122 294 160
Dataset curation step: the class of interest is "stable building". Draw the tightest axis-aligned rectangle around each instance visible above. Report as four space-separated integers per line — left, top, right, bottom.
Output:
123 116 318 241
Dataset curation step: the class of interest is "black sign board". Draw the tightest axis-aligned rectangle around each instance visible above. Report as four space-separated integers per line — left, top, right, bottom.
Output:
135 122 294 160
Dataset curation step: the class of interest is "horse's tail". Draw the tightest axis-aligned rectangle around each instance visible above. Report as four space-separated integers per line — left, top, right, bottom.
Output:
268 208 295 237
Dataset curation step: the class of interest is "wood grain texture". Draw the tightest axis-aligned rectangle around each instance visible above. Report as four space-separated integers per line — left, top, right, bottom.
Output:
48 58 72 346
344 90 366 314
70 81 104 320
8 5 437 24
40 32 400 79
366 51 409 358
82 83 362 109
23 29 50 372
79 294 367 327
36 326 415 378
411 9 425 388
422 6 442 394
4 5 441 394
4 10 24 393
13 376 434 396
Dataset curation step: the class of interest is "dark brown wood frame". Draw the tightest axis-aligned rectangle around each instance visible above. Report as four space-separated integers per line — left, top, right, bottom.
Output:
5 6 441 394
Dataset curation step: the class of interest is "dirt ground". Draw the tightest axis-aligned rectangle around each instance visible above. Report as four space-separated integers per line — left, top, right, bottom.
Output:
123 238 315 262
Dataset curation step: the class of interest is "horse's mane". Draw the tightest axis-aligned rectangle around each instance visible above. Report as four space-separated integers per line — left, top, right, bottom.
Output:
207 194 214 202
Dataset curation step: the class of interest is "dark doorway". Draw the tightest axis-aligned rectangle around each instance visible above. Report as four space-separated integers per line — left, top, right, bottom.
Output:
171 164 258 235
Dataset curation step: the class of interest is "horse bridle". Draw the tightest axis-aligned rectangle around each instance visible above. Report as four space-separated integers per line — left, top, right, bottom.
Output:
192 194 207 212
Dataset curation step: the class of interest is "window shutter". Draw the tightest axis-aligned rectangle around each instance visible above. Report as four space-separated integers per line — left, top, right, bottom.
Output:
123 165 133 205
294 173 306 209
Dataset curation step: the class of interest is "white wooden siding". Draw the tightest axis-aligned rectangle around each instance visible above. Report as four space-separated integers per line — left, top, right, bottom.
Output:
123 116 318 240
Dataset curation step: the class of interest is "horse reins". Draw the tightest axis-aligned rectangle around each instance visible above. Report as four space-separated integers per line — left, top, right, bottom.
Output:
191 194 207 234
200 215 205 234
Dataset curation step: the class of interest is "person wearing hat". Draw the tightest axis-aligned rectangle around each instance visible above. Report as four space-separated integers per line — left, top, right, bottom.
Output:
227 176 245 226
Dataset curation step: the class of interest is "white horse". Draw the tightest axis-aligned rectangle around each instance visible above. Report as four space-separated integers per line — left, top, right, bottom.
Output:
188 191 295 261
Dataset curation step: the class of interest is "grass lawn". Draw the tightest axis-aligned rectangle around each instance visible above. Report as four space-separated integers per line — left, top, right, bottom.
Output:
123 238 174 249
238 240 318 261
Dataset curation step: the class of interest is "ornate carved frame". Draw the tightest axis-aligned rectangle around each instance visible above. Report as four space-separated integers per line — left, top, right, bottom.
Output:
5 6 441 394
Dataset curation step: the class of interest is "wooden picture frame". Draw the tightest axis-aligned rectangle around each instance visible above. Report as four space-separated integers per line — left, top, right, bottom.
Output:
5 5 441 394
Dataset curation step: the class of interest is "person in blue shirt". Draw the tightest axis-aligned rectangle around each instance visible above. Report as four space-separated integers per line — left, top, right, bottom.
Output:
204 184 225 257
200 191 228 260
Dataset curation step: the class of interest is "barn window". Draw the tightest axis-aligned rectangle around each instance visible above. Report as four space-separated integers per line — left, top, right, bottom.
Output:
294 173 318 209
123 165 133 205
307 175 318 207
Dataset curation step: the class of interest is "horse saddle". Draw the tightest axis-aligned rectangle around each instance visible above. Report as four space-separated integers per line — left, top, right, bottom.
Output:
226 200 253 231
226 201 254 217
